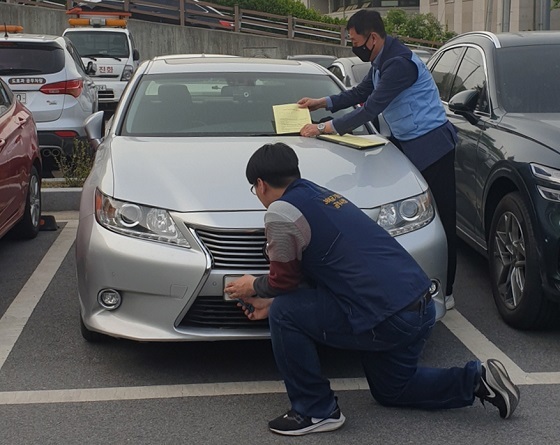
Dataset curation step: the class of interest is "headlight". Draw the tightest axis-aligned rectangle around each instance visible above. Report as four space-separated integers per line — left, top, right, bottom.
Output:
377 191 434 236
531 163 560 185
120 65 134 81
95 188 190 248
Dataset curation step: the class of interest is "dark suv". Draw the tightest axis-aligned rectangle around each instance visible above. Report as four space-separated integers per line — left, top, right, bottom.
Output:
427 31 560 329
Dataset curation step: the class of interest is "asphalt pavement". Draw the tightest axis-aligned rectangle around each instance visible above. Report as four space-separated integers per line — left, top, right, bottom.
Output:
1 211 559 445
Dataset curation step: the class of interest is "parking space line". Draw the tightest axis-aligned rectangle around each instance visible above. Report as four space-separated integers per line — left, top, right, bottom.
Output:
0 221 78 371
0 378 370 405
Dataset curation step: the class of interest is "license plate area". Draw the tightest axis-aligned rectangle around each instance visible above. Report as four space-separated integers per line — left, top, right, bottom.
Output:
97 84 107 90
223 275 243 301
15 92 26 104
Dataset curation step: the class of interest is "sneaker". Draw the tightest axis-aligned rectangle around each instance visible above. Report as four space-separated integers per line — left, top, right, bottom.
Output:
445 293 455 310
475 359 520 419
268 404 345 436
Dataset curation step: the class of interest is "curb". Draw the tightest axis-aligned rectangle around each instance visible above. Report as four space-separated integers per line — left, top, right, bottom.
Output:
41 187 82 212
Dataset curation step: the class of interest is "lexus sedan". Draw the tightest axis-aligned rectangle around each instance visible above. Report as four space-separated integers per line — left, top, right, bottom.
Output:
427 31 560 329
0 77 42 240
77 56 447 342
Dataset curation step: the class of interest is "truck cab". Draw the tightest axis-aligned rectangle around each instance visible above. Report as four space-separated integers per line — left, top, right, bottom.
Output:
63 9 140 112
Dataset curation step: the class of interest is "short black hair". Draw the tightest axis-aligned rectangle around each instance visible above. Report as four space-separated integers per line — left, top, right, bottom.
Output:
347 10 387 38
246 142 301 188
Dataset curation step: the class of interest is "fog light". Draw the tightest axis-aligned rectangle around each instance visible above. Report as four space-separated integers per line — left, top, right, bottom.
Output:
98 289 122 310
429 280 440 296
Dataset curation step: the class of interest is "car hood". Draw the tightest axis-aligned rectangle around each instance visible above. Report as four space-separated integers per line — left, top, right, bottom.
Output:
104 136 425 212
502 113 560 152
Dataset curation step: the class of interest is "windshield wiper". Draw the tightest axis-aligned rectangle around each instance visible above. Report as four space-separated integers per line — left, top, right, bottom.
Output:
83 53 122 61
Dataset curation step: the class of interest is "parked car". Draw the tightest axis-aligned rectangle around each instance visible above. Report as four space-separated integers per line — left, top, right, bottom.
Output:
426 31 560 329
287 55 337 69
410 48 436 64
327 56 370 88
0 77 42 240
76 55 448 342
0 27 98 177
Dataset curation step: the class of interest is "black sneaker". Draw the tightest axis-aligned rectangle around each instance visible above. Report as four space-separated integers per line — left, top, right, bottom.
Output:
475 359 520 419
268 404 345 436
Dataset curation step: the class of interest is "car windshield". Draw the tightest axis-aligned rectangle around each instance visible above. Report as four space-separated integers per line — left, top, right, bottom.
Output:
121 72 369 136
496 45 560 113
65 31 130 59
0 42 65 75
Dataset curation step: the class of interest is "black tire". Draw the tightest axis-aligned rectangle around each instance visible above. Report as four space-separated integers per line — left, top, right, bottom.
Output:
13 166 41 239
488 192 558 329
80 315 109 342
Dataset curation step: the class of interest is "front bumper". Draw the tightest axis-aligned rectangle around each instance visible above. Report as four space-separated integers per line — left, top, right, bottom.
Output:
94 79 127 104
76 209 448 342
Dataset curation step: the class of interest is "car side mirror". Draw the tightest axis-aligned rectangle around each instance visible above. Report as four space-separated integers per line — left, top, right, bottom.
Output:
449 89 480 125
133 49 140 61
86 61 97 76
84 111 105 152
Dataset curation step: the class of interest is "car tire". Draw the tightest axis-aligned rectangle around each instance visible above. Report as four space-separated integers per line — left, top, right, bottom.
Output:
13 166 41 239
488 192 558 329
80 314 109 342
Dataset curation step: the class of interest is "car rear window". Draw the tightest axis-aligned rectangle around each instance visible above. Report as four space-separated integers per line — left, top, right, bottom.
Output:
0 42 65 75
121 72 369 136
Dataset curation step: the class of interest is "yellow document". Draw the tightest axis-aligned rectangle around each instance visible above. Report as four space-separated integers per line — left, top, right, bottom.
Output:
317 134 387 149
273 104 312 134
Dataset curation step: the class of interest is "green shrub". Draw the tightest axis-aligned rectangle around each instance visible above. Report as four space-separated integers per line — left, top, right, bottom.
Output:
56 139 94 187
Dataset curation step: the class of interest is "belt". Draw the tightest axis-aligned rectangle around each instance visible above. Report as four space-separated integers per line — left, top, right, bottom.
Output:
403 292 432 312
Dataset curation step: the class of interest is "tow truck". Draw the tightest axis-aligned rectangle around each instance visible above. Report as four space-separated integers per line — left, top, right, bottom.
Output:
63 8 140 112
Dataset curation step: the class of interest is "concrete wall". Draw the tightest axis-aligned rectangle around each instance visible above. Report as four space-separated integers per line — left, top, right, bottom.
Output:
0 3 353 61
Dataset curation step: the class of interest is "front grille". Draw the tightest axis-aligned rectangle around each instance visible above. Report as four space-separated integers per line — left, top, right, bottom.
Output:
179 296 269 329
195 227 269 270
98 90 115 100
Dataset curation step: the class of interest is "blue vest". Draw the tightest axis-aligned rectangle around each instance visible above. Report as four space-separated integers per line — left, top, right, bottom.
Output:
279 178 431 333
381 53 447 141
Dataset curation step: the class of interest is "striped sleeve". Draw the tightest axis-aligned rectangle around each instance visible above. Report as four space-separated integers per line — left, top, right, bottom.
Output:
253 200 311 298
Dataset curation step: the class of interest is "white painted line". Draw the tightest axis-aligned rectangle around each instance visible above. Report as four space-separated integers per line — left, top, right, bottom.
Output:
440 309 560 385
0 378 371 405
0 221 78 371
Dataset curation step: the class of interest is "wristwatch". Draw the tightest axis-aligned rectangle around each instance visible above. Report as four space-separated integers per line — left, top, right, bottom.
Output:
317 122 326 134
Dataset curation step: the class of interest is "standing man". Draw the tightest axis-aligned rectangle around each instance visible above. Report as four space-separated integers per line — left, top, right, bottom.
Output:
225 142 519 437
298 9 457 309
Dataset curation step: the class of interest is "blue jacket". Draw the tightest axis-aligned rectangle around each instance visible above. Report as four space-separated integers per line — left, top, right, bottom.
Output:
279 178 431 333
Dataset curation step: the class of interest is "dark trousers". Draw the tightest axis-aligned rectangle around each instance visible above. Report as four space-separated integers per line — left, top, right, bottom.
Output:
421 150 456 296
268 289 480 417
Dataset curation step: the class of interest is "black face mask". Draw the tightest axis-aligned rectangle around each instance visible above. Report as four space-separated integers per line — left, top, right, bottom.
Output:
352 34 373 62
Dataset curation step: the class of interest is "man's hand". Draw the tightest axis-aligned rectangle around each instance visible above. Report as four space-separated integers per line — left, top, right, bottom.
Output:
225 274 257 299
297 97 327 111
239 296 273 321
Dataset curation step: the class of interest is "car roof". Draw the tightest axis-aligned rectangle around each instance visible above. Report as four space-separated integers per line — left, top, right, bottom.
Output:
445 30 560 49
145 56 327 75
0 32 64 43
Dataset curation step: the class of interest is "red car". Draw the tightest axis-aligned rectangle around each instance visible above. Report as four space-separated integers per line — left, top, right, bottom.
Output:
0 77 42 240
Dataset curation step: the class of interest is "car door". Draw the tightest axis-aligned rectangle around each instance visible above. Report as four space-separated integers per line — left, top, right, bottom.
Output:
0 81 25 232
429 45 484 238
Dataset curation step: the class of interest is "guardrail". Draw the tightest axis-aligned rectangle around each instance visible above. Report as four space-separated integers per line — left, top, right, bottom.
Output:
9 0 442 48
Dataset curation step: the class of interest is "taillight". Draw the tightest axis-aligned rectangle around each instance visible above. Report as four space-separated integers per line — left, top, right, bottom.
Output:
220 20 234 28
54 130 79 138
40 79 83 98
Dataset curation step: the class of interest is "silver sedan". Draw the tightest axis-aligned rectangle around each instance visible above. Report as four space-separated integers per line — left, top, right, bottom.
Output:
77 56 448 342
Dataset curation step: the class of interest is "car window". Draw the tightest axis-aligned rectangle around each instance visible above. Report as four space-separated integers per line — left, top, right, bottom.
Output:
121 72 369 136
66 41 89 76
430 47 464 102
351 63 371 83
329 65 344 82
449 47 489 114
496 45 560 113
0 81 12 116
65 31 130 59
0 42 65 75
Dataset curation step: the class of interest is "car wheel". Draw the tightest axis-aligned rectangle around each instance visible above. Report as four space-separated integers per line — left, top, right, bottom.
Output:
80 314 109 342
488 192 558 329
13 166 41 239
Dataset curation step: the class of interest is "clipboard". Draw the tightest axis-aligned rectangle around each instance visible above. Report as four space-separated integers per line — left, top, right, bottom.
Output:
318 134 387 149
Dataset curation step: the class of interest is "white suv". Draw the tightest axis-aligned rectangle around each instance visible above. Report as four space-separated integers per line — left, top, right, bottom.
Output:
0 29 98 177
